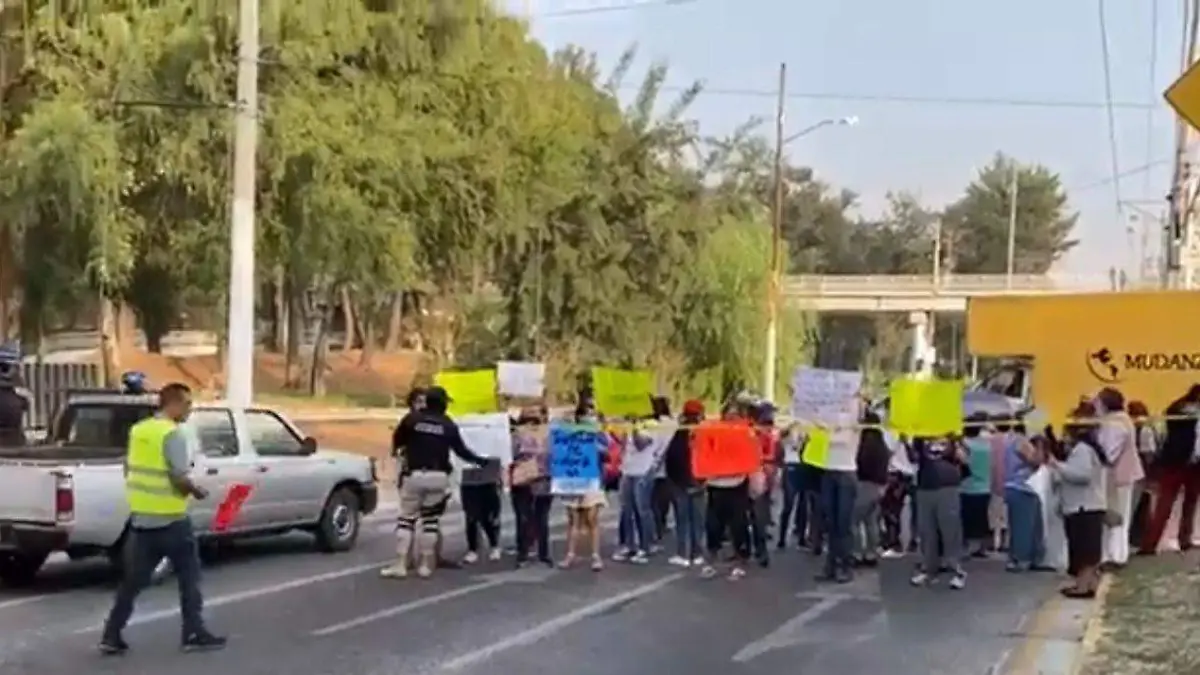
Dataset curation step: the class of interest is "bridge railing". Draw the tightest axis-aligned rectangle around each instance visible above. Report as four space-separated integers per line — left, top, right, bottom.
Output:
783 273 1160 296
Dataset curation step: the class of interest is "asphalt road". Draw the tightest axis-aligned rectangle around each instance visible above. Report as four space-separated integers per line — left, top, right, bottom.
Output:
0 503 1059 675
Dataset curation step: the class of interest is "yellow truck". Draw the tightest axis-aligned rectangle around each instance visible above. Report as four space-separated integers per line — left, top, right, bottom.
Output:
966 290 1200 423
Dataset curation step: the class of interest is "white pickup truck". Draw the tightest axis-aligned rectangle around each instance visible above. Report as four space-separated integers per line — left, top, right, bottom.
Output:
0 394 381 586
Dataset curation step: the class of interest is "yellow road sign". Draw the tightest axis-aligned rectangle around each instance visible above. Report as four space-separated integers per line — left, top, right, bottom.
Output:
1165 60 1200 131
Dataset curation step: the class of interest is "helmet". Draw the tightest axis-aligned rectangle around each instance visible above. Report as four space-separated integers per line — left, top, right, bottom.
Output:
121 371 148 394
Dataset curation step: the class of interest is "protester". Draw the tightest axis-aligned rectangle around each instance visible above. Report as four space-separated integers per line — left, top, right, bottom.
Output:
800 430 828 556
559 404 608 571
1051 401 1108 598
960 413 994 557
612 411 663 565
817 404 860 584
1127 400 1158 546
1095 387 1141 569
1002 420 1045 572
851 410 889 566
1139 385 1200 555
0 347 27 448
650 397 675 540
700 402 753 581
880 433 913 558
383 386 489 579
460 453 504 564
664 399 706 567
776 423 808 550
748 400 779 567
910 436 968 589
510 410 553 567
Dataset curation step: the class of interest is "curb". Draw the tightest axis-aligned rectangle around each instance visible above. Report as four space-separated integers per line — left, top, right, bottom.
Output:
1000 574 1111 675
1068 573 1112 675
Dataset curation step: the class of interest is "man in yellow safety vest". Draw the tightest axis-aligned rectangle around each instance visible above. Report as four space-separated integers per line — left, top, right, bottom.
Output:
98 382 226 655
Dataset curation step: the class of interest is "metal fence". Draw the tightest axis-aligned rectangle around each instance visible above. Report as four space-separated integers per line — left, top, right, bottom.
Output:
19 363 101 430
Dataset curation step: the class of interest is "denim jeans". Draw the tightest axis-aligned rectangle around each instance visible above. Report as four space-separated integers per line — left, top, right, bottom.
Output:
777 464 805 545
820 469 858 576
103 518 206 640
671 484 705 559
618 475 657 552
1005 486 1045 567
749 492 772 561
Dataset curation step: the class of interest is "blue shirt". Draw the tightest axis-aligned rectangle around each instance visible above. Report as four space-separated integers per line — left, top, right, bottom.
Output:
961 437 992 495
1002 433 1035 492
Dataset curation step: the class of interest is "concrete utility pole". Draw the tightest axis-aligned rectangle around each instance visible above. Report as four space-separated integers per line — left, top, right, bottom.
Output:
1169 0 1200 289
225 0 259 407
762 62 785 402
1005 162 1018 288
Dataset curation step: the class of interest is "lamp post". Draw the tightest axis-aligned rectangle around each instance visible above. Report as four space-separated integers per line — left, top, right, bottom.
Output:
763 63 857 400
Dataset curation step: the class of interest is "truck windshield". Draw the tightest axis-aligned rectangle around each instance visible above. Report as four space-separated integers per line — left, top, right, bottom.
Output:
975 368 1025 399
53 404 156 448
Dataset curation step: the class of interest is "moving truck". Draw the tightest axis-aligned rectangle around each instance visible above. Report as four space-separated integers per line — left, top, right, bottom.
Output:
966 290 1200 423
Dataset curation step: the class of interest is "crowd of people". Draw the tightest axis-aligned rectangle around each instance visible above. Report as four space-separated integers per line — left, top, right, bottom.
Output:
387 382 1200 598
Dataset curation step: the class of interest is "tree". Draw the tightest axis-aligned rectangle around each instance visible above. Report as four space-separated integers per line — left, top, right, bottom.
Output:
941 153 1079 275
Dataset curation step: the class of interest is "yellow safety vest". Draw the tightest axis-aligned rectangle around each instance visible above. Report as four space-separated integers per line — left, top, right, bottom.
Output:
125 417 188 516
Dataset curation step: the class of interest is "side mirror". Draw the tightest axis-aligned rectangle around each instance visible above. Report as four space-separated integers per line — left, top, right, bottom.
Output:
300 436 318 455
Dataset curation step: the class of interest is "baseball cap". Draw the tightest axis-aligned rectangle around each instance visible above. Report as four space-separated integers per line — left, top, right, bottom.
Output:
425 386 451 403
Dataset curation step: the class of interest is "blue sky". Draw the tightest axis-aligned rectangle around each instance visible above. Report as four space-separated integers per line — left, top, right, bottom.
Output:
507 0 1180 278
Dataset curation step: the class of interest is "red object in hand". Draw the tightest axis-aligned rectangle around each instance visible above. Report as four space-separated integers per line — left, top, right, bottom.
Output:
212 483 254 533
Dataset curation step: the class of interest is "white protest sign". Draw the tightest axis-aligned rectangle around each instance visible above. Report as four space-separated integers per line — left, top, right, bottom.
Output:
497 361 546 398
789 367 863 465
452 412 514 468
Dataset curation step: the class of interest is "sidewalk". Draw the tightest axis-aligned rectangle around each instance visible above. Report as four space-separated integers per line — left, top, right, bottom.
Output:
1001 576 1109 675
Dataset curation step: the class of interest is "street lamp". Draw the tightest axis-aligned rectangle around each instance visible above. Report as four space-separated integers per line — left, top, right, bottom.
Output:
763 70 859 403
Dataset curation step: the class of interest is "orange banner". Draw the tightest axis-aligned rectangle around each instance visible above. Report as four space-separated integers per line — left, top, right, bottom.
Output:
691 421 761 479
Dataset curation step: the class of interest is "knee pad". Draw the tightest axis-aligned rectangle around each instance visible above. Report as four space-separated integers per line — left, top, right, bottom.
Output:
396 515 417 532
420 515 441 535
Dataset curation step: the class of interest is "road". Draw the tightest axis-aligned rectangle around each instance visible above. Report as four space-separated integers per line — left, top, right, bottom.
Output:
0 503 1058 675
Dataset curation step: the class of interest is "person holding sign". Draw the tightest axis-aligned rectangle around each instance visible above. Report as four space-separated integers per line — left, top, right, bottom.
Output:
695 402 758 581
510 410 553 568
554 404 608 572
382 387 490 580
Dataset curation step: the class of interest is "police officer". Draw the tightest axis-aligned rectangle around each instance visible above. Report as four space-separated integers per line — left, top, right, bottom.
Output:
0 344 28 448
382 386 489 579
99 382 225 655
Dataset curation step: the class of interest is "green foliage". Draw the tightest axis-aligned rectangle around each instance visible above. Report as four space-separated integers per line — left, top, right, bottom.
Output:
0 0 1077 397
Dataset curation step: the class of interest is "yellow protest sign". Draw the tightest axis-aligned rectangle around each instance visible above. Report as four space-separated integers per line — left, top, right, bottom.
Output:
888 377 964 438
591 367 654 418
802 428 830 468
433 369 498 416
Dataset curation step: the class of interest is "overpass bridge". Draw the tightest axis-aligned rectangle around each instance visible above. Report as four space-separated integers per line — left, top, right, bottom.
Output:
782 273 1156 312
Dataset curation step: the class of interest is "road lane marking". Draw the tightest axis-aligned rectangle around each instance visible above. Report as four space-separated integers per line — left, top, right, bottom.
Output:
437 572 684 672
0 595 52 611
69 512 583 635
732 596 843 663
311 580 506 636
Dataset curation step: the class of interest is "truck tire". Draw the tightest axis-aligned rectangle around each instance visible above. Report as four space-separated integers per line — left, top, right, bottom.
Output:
314 487 361 553
0 551 49 587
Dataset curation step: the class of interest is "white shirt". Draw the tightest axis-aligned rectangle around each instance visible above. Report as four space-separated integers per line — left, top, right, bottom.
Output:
824 431 860 472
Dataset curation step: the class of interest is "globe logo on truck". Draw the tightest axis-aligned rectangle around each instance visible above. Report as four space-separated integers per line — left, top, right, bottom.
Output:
1086 348 1122 384
1086 347 1200 385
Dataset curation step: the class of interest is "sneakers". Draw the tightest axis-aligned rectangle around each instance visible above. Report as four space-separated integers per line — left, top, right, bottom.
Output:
380 563 408 579
181 632 227 652
462 551 479 564
667 555 691 567
700 565 719 579
629 551 650 565
728 566 746 581
416 564 433 578
881 548 905 560
611 549 632 562
97 636 129 656
949 572 967 590
591 555 604 572
691 556 706 567
910 571 931 586
488 548 502 562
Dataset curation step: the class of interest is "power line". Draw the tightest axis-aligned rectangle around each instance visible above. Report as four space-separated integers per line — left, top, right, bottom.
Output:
1070 155 1175 194
1097 0 1124 224
1144 0 1161 197
537 0 699 19
639 83 1158 110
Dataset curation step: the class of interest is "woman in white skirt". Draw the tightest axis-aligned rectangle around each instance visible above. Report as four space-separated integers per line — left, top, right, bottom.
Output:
1095 387 1143 569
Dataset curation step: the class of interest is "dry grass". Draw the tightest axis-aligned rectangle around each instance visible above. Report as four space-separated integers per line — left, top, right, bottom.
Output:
1079 553 1200 675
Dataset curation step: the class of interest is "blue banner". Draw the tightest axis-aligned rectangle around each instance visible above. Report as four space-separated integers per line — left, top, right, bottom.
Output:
548 423 603 495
